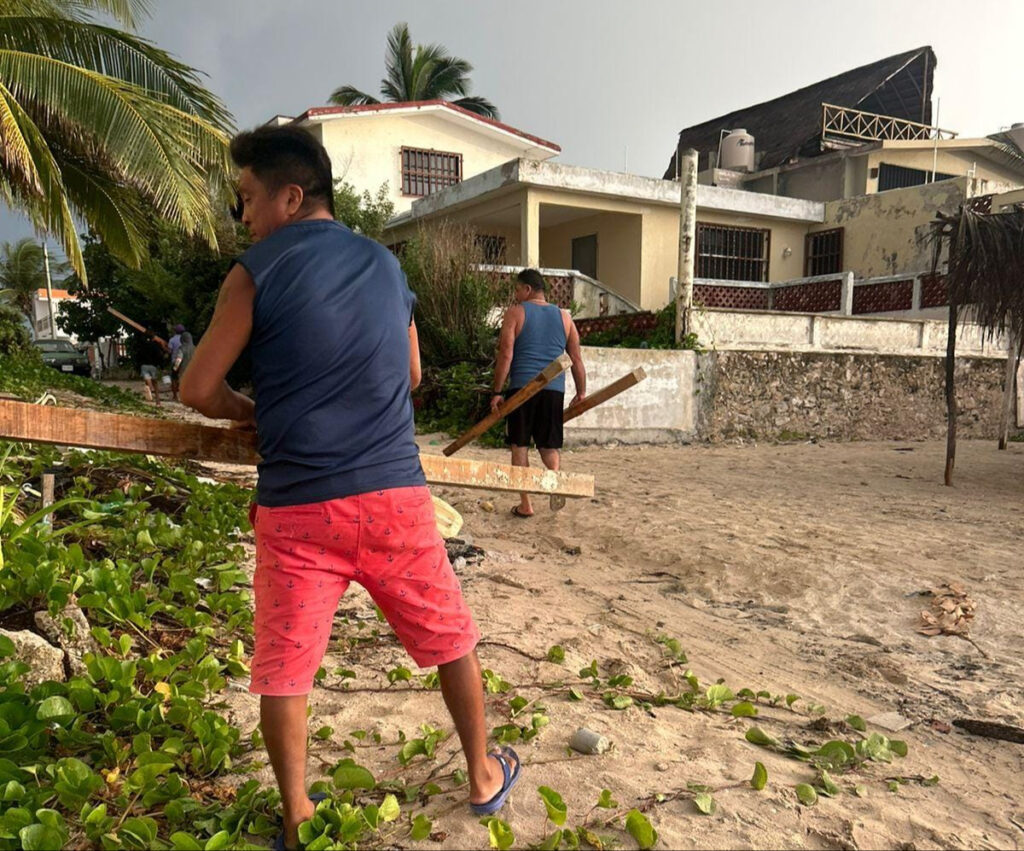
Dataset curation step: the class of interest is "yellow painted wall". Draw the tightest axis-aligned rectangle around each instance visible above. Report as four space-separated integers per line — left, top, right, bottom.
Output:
865 149 1021 195
817 177 968 277
317 113 542 214
539 210 643 306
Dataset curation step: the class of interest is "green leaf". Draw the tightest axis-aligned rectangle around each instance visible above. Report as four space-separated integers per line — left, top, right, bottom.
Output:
597 788 618 808
538 785 568 826
314 726 333 741
704 684 735 707
795 784 817 806
546 645 565 663
845 714 867 732
854 784 867 798
731 701 758 718
819 770 840 797
815 740 856 768
785 694 801 707
693 792 716 814
169 833 203 850
36 696 74 721
889 739 908 757
332 760 376 790
604 693 633 710
535 829 563 850
625 809 657 850
378 793 400 823
484 817 515 850
751 761 767 791
410 814 432 840
568 688 583 702
744 727 777 747
20 824 67 851
204 830 234 850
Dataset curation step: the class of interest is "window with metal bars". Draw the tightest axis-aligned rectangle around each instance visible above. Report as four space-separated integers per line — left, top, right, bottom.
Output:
804 228 844 276
475 235 506 264
401 147 462 196
877 163 955 191
696 223 770 282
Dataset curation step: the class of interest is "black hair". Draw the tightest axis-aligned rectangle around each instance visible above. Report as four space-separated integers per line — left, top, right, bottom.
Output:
230 125 335 217
516 268 546 293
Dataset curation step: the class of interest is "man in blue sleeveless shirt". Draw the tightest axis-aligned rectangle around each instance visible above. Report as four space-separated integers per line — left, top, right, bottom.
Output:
181 127 520 849
492 269 587 517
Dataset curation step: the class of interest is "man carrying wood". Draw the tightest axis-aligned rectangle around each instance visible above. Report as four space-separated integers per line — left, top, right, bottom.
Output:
180 126 519 850
491 269 586 517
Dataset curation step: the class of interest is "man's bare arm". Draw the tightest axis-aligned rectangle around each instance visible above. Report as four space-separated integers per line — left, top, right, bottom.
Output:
565 316 586 405
409 319 422 391
179 264 256 424
490 307 520 411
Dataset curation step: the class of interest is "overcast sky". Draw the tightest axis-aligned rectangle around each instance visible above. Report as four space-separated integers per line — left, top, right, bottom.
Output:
5 0 1024 247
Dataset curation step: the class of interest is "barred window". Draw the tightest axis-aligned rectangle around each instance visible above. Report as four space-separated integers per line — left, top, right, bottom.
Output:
804 228 844 276
475 235 506 264
401 147 462 196
696 223 770 282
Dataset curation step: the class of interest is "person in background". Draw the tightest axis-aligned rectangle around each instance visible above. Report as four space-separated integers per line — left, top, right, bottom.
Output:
491 268 586 517
139 332 168 406
173 331 195 379
168 323 186 401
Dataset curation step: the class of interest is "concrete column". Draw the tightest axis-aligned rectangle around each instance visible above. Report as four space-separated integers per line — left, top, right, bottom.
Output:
810 315 822 349
911 276 923 312
675 148 699 344
919 321 930 351
520 192 540 268
840 272 855 315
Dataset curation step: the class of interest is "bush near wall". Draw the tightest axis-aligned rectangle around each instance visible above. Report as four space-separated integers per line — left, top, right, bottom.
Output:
577 304 700 350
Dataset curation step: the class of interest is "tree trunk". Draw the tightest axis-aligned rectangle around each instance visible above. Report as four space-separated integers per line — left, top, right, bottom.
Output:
944 298 958 486
997 330 1020 450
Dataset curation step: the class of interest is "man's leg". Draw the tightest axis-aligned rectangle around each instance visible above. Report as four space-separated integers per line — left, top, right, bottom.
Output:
437 651 515 805
538 448 560 472
261 695 315 850
510 445 533 515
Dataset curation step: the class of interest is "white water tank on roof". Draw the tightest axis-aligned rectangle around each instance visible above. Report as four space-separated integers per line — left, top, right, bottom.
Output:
719 128 755 172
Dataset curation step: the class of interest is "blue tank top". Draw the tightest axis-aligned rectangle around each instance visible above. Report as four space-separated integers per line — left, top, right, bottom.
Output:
509 301 567 392
238 220 425 507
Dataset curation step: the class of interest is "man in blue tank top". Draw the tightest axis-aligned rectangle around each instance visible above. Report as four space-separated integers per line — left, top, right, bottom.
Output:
181 126 520 849
491 269 587 517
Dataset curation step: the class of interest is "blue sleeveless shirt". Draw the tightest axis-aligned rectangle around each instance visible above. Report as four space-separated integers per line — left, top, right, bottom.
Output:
238 220 425 507
509 301 567 392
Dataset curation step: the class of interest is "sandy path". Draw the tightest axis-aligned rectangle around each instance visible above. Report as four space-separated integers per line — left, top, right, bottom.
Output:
206 437 1024 850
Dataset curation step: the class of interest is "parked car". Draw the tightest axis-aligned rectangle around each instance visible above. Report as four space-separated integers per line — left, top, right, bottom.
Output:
33 338 91 377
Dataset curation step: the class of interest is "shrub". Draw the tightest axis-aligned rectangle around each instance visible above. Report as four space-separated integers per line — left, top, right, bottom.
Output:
0 303 32 356
579 303 701 350
414 362 504 446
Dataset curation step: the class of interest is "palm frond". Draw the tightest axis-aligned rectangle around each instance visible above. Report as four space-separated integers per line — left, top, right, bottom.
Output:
452 95 499 120
0 0 150 29
380 21 413 102
327 85 380 107
420 54 471 100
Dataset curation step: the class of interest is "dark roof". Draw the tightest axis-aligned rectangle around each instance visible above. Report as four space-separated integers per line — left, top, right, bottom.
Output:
664 47 936 178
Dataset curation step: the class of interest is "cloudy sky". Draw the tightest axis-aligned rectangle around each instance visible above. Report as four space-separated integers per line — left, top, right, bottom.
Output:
5 0 1024 246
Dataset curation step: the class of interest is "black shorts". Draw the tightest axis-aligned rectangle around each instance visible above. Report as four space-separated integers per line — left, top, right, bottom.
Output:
506 389 564 449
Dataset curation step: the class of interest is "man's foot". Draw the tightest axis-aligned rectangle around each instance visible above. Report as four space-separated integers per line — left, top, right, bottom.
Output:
510 505 533 518
279 797 316 850
469 747 522 814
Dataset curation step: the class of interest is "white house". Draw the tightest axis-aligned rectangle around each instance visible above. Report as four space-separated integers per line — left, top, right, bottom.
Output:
268 99 561 215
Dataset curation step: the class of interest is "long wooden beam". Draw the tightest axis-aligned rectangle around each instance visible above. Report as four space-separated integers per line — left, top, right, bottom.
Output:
107 308 167 347
0 401 593 498
563 367 647 424
443 354 571 456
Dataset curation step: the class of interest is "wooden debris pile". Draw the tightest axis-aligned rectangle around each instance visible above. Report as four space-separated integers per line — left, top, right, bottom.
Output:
918 582 976 637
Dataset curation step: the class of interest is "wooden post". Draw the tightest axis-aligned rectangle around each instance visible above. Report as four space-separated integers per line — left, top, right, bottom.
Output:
675 148 698 345
42 242 56 339
107 307 168 347
998 330 1021 450
563 367 647 423
443 354 571 456
41 472 54 525
944 298 958 486
0 400 594 498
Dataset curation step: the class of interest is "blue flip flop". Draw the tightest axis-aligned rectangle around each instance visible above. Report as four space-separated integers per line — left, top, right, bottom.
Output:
273 793 329 850
470 747 522 816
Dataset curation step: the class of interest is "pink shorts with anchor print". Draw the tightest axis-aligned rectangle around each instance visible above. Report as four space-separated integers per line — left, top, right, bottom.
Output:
248 486 479 696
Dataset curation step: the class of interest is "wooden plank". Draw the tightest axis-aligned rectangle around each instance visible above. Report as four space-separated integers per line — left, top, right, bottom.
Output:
563 367 647 424
0 400 594 498
443 353 571 456
107 307 168 347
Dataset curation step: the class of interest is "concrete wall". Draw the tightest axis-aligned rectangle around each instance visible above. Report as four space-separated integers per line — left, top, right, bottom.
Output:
564 347 698 444
539 211 643 306
864 148 1023 195
817 178 967 278
317 113 538 215
693 307 1009 358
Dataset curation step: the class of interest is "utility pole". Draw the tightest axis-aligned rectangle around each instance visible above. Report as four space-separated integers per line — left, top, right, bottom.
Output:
675 147 698 344
42 241 56 339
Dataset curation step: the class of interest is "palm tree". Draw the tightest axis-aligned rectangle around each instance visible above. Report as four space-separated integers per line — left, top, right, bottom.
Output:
0 238 47 319
0 0 234 284
329 23 499 119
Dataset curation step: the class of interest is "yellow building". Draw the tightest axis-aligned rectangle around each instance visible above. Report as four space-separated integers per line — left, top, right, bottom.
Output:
267 100 560 215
